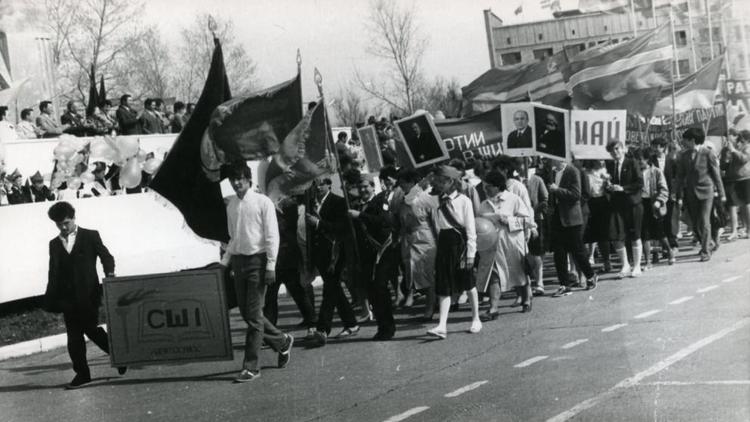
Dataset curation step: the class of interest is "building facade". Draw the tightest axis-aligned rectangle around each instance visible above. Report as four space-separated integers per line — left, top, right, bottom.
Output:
483 1 750 80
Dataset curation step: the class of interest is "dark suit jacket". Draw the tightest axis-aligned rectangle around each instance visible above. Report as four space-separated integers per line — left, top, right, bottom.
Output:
357 194 394 250
551 164 583 228
606 157 643 205
674 146 725 201
507 127 532 149
538 129 565 158
44 228 115 313
139 111 163 134
117 105 141 135
663 154 678 192
60 111 84 128
311 193 348 266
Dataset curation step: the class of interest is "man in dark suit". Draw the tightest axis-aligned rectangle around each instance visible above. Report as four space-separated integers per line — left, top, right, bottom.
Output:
60 100 93 137
673 127 726 261
403 120 443 165
348 173 397 340
548 159 597 296
305 178 360 346
506 110 532 149
537 112 565 158
44 202 125 389
116 94 141 135
139 98 164 134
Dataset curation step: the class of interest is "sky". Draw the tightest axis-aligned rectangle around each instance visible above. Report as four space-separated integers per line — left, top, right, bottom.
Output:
140 0 578 101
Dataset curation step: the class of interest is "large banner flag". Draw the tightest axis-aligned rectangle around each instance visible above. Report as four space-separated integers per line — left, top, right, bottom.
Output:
565 23 671 117
462 51 569 115
652 55 724 116
723 79 750 126
435 107 504 162
150 38 231 243
570 110 627 159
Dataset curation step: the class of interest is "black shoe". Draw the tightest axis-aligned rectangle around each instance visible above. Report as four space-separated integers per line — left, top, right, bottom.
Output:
234 369 260 383
552 286 572 297
522 302 532 313
278 334 294 368
373 330 395 341
586 274 598 291
65 374 91 390
479 311 499 322
310 330 327 348
117 366 127 376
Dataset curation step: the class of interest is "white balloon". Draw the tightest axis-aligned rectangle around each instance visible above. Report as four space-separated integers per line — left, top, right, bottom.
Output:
80 171 95 184
119 157 142 188
118 137 140 159
143 158 163 175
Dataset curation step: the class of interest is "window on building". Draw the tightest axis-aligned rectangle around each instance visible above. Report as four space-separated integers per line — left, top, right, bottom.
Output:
572 28 576 35
538 33 544 41
589 41 597 47
611 38 619 44
702 57 711 65
501 52 522 65
675 30 687 46
506 37 512 45
700 28 710 42
604 25 608 32
675 59 690 76
712 27 721 39
597 40 607 45
533 47 554 60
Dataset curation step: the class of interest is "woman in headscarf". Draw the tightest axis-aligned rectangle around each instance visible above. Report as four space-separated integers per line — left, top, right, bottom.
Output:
476 170 535 319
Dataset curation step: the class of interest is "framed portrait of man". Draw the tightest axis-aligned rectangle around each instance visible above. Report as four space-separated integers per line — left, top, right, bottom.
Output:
533 104 569 161
357 125 384 173
501 103 536 157
393 113 449 168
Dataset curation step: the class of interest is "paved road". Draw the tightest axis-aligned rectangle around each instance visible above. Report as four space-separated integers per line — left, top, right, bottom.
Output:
2 238 749 422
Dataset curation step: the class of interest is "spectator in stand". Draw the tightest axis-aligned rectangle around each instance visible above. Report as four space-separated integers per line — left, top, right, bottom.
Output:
139 98 163 134
96 101 117 134
0 106 18 142
87 107 112 136
170 101 187 133
6 169 29 204
61 100 96 137
116 94 140 135
27 171 55 202
673 127 725 262
36 100 68 138
154 98 170 133
184 102 195 122
721 130 750 240
16 108 40 139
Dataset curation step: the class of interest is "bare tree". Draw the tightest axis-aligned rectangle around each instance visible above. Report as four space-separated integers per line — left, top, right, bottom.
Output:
356 0 428 115
417 77 463 118
111 26 172 100
172 14 257 103
331 84 371 127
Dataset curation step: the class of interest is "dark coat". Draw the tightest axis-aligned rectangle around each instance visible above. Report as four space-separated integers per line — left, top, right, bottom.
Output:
537 129 565 158
139 111 164 134
276 201 302 271
606 157 644 205
357 193 394 249
551 164 583 228
674 146 725 201
506 127 532 149
44 227 115 313
310 193 348 267
116 105 141 135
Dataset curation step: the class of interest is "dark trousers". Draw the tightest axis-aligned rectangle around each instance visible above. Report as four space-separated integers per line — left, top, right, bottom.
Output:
552 222 594 285
315 264 357 335
231 254 288 372
264 268 317 327
63 309 109 378
664 199 679 248
363 250 396 335
684 193 713 255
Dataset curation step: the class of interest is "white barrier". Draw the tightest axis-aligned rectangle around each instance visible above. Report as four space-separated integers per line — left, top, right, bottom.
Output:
0 192 220 304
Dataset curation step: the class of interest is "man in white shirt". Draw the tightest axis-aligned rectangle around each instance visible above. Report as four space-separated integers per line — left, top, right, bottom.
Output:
221 162 293 383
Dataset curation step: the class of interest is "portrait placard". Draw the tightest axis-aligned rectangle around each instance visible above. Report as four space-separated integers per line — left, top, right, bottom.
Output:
393 113 449 168
501 103 536 157
357 125 384 172
533 103 570 161
570 110 626 160
103 269 233 366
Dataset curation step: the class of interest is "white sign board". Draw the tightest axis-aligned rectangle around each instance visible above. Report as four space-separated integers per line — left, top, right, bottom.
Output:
570 110 627 160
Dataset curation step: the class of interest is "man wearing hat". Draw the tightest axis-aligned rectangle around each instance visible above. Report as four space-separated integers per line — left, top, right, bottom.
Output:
6 169 30 204
426 165 482 339
347 172 397 340
28 171 55 202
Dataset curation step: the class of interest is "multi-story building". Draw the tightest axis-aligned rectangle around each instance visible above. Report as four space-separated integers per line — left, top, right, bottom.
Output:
483 0 750 80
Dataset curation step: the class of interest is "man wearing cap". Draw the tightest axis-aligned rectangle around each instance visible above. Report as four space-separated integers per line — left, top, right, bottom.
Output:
347 173 398 340
6 169 30 204
426 165 482 339
27 171 55 202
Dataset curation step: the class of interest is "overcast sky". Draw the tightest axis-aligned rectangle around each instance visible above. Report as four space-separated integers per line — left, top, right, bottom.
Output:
141 0 577 99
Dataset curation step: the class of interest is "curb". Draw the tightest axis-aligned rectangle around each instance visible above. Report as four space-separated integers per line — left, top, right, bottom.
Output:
0 278 325 362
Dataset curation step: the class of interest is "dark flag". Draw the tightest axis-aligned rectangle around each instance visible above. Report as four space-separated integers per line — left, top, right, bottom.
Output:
150 38 232 243
86 64 99 117
98 75 106 106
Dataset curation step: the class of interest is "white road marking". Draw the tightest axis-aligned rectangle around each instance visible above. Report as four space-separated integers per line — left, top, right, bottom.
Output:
641 380 750 386
384 406 430 422
514 356 549 368
722 276 741 283
444 380 489 398
601 323 628 332
668 296 693 305
634 310 662 319
561 339 589 350
696 285 719 293
545 317 750 422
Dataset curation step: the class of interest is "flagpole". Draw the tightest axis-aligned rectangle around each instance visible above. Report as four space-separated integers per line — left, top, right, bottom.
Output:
686 0 698 72
669 6 678 141
705 0 714 60
630 0 638 37
314 67 360 264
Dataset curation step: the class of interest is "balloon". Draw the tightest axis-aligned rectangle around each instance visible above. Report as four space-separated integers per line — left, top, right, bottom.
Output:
53 144 76 161
118 137 140 159
90 140 117 161
142 157 163 175
136 149 149 163
119 157 142 188
79 171 95 184
475 217 498 251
